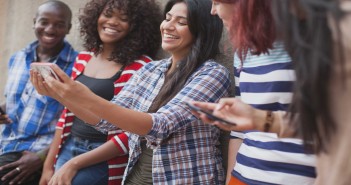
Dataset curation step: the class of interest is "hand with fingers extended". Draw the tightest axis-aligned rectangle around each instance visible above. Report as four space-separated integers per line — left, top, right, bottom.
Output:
30 70 60 100
192 98 263 131
30 64 92 104
48 159 80 185
0 151 43 185
39 168 54 185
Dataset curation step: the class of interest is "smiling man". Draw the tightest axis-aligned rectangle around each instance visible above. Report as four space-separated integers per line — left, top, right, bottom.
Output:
0 1 77 185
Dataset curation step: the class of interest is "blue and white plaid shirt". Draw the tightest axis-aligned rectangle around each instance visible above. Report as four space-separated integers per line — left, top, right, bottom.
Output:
1 40 77 154
95 58 231 184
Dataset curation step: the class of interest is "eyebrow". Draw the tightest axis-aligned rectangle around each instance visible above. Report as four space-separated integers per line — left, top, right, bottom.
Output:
166 12 187 20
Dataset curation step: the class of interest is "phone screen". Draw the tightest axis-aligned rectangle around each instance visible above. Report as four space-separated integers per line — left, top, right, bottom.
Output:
30 63 60 80
185 102 236 126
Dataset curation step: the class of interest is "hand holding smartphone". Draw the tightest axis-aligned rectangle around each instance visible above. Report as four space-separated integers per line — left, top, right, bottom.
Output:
0 107 12 124
30 63 60 80
0 107 5 115
185 102 237 126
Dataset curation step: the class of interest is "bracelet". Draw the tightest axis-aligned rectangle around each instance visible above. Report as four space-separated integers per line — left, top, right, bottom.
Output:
263 111 274 132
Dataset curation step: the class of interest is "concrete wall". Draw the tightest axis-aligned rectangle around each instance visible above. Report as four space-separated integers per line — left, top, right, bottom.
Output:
0 0 168 102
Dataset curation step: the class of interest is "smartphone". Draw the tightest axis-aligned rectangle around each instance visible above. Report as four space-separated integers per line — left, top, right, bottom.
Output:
185 102 237 126
0 107 5 115
30 63 59 80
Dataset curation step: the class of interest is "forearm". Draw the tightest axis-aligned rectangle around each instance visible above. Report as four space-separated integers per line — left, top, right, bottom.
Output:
43 129 62 170
253 109 296 138
226 138 242 184
82 93 153 135
59 97 101 125
67 140 121 169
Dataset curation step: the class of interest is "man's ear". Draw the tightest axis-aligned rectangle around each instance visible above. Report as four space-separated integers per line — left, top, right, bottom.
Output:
67 23 72 34
33 18 36 28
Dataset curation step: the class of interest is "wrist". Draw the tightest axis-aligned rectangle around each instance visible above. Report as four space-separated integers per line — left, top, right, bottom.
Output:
263 111 275 132
253 109 280 135
36 149 48 163
67 157 83 170
252 109 267 131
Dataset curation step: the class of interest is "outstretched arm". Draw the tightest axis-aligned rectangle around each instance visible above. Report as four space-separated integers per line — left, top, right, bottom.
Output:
31 66 153 135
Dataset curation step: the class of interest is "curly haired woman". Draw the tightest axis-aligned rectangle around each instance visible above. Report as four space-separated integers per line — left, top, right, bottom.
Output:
38 0 162 185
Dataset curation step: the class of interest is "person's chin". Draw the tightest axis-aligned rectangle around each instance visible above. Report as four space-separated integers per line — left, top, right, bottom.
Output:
39 41 61 49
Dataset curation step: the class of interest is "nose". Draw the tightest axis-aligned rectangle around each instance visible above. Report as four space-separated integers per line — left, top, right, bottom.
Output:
107 17 120 27
162 20 175 31
44 24 55 34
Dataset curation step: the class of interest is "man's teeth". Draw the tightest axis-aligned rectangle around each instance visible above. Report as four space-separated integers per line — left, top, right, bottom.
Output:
43 36 55 40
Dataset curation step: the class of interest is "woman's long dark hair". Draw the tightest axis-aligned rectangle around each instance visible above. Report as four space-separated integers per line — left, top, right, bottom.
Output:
151 0 223 110
272 0 345 153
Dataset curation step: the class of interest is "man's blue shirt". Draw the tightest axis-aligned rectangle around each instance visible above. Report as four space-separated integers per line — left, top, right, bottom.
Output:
1 40 77 154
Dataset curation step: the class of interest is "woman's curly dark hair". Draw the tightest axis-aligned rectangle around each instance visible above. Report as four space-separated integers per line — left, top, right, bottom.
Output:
79 0 162 65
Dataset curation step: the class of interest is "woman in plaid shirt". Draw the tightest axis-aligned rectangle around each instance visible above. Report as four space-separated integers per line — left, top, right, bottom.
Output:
31 0 231 184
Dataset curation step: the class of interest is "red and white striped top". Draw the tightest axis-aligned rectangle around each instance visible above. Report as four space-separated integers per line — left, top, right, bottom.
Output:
55 51 152 184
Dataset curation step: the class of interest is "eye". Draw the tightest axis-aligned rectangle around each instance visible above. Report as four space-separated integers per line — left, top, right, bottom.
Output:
119 16 128 22
212 1 220 5
38 20 48 26
56 23 66 29
178 18 188 25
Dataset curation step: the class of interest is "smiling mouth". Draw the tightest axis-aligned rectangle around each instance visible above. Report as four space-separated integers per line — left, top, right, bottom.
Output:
164 33 179 39
104 27 120 34
42 35 56 42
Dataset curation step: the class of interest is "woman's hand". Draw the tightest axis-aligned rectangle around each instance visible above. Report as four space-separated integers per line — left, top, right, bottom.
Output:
30 70 58 98
192 98 264 131
31 64 91 103
48 160 79 185
39 167 54 185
